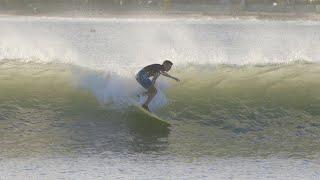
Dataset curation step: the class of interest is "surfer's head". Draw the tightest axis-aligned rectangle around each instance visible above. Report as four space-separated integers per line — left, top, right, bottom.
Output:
163 60 173 71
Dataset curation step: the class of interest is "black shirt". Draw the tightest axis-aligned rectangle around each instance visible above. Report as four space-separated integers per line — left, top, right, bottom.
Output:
142 64 165 78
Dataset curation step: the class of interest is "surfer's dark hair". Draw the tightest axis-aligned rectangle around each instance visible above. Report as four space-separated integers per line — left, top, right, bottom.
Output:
163 60 173 65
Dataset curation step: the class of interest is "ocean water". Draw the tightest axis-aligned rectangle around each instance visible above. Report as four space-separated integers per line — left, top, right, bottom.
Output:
1 16 320 179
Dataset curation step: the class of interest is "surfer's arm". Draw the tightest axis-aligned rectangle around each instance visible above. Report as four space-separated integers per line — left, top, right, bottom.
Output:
160 71 180 82
151 73 160 86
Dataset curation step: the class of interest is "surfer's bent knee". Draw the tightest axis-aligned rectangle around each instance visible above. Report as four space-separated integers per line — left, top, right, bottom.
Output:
148 86 157 95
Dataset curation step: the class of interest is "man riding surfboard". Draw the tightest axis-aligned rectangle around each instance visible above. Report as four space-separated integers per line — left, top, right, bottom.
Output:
136 60 180 111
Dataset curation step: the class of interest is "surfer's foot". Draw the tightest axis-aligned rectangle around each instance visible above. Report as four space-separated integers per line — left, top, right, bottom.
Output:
142 104 150 112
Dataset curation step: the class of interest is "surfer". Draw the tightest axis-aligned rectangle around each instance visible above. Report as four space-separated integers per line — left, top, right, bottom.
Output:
136 60 180 111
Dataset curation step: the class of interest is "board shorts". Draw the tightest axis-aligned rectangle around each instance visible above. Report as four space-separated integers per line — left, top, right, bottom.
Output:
136 70 152 89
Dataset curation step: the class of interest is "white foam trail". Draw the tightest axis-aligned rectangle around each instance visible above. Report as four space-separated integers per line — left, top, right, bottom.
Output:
72 68 170 111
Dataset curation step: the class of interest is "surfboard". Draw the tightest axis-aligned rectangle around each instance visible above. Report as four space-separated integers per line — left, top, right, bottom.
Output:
133 105 171 126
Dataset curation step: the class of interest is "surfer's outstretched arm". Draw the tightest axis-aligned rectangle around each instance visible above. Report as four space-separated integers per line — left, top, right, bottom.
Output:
161 71 180 82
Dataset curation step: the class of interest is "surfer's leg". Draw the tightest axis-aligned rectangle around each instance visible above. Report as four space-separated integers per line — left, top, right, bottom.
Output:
143 86 157 110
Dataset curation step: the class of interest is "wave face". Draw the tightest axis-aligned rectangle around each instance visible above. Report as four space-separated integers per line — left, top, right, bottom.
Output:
1 17 320 159
2 61 320 122
1 60 320 158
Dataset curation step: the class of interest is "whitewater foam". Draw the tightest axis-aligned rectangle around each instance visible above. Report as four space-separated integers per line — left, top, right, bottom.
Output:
1 16 319 67
72 67 170 111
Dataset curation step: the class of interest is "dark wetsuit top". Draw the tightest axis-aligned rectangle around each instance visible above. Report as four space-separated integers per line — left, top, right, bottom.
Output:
142 64 165 78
